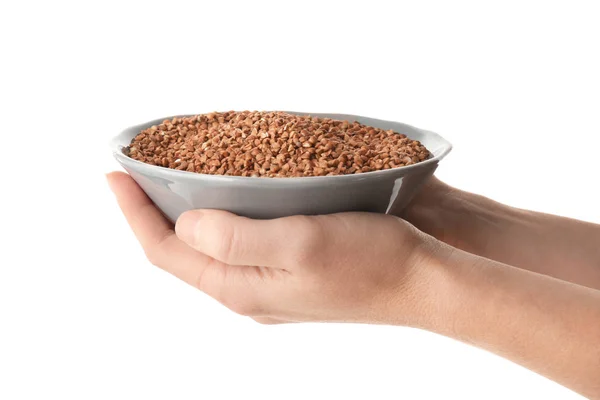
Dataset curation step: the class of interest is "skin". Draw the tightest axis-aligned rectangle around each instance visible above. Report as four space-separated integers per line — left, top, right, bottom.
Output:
402 177 600 289
107 171 600 399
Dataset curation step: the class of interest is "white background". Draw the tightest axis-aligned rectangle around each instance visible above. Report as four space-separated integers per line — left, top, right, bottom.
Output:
1 1 598 399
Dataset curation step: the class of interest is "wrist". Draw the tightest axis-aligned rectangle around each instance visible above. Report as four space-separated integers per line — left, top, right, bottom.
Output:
386 234 474 331
399 238 499 339
405 181 527 256
413 245 534 342
408 241 470 332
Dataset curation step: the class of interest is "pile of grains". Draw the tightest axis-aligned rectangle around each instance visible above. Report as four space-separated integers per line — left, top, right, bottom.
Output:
126 111 431 177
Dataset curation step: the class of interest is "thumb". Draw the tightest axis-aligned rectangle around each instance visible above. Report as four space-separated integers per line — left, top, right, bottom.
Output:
175 210 289 268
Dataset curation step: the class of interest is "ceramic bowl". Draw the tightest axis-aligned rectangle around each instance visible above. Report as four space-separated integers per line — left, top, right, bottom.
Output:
110 112 452 222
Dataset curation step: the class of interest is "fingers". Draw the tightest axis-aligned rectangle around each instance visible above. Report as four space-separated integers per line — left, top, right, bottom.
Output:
175 210 325 268
107 172 174 253
107 171 223 288
107 172 275 314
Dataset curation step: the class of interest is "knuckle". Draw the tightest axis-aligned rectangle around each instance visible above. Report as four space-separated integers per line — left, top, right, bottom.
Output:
214 223 238 263
143 231 173 267
285 216 326 262
193 258 217 294
144 248 162 267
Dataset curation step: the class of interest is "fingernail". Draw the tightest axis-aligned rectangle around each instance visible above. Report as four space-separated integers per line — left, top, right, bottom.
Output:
175 211 203 244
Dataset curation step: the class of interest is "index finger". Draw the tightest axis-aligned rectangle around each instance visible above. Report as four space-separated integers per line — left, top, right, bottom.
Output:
107 171 215 286
106 171 272 313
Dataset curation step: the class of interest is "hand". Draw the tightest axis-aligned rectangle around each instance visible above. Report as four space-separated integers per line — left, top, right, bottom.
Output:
402 176 494 253
108 171 600 398
106 171 442 326
403 176 600 289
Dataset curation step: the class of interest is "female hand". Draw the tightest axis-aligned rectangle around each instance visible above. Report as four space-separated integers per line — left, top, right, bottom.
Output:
107 171 441 326
403 176 600 289
108 171 600 398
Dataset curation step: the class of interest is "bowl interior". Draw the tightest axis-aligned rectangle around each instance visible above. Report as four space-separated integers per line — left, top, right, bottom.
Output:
110 111 452 182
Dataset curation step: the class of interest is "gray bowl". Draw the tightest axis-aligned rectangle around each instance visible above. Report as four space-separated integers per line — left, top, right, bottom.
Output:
110 112 452 222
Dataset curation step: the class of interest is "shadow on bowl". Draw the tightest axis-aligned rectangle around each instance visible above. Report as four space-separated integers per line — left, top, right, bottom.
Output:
110 112 452 222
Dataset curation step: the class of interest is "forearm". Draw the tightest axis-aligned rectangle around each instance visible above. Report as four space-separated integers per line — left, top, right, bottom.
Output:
414 246 600 399
511 209 600 287
404 179 600 288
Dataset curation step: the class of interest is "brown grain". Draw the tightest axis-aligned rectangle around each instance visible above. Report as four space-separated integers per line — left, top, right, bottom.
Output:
125 111 431 178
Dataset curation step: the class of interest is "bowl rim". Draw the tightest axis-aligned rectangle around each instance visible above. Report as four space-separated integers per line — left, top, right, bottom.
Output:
110 111 452 184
